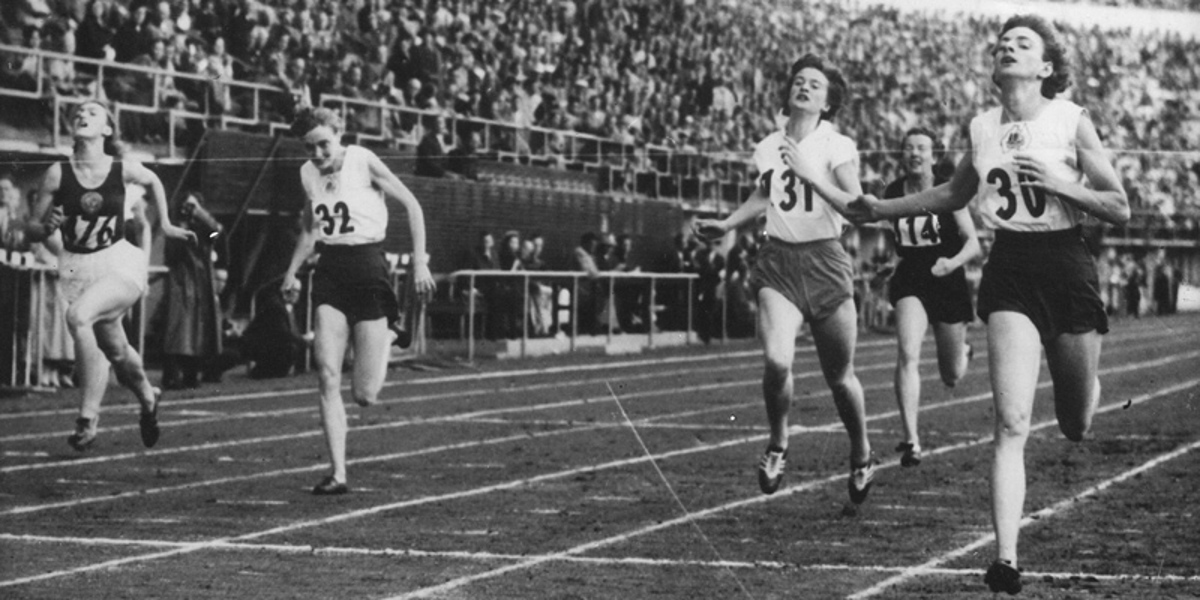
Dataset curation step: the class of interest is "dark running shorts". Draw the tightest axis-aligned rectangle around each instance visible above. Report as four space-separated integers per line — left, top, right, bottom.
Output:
311 242 399 325
977 227 1108 341
888 250 974 325
750 238 853 321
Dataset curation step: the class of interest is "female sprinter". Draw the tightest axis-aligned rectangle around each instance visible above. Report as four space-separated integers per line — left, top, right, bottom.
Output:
850 15 1129 594
26 99 197 451
883 127 979 467
693 54 876 506
282 107 435 495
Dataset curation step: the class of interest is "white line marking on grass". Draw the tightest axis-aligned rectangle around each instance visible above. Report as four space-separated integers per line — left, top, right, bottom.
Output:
0 346 789 421
7 532 1198 585
211 500 289 506
846 378 1200 599
380 376 1200 600
3 350 1194 518
0 347 913 470
0 358 761 442
1 376 1195 593
0 364 951 515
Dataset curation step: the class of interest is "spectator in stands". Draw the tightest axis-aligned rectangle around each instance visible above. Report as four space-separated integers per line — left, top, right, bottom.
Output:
409 29 442 89
1153 255 1179 315
274 55 312 121
1123 253 1144 318
613 234 645 333
240 285 303 379
75 0 116 73
415 113 460 179
192 0 226 47
493 230 526 339
1 26 42 93
572 231 601 335
161 191 223 390
113 4 158 64
203 36 235 115
0 172 29 251
447 125 482 181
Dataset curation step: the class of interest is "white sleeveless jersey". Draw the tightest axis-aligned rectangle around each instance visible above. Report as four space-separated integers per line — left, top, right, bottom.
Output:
971 99 1087 232
753 123 857 243
300 145 388 245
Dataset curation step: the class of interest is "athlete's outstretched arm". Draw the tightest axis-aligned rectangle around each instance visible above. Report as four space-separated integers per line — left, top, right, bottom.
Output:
692 187 769 240
25 163 63 243
124 160 196 243
366 153 435 297
853 144 980 222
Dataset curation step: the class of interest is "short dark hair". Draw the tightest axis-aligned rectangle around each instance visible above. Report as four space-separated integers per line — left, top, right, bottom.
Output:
900 127 954 181
993 14 1071 99
781 54 847 120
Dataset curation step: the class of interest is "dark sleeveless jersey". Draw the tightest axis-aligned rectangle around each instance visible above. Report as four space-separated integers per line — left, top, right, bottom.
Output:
883 176 963 260
54 159 126 254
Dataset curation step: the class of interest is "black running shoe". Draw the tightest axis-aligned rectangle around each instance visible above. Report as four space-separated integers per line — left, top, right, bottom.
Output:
67 417 98 451
756 447 788 494
984 560 1022 595
139 388 161 448
389 319 413 349
312 476 349 496
895 442 922 468
847 456 877 505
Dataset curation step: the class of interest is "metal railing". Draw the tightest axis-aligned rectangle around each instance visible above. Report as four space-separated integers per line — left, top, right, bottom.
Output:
445 270 700 361
1 43 291 159
0 44 751 199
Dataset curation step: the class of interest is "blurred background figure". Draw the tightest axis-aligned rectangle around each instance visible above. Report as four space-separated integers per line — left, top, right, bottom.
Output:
160 191 223 390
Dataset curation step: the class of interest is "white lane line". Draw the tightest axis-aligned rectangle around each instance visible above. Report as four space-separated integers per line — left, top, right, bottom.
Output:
0 357 768 442
0 356 987 516
2 376 1196 591
381 377 1200 600
0 346 788 421
846 379 1200 599
6 532 1198 583
3 350 1194 517
4 323 1172 424
0 347 910 470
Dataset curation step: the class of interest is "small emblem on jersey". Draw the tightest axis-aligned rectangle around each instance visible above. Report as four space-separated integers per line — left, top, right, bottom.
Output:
1001 123 1031 154
80 191 104 217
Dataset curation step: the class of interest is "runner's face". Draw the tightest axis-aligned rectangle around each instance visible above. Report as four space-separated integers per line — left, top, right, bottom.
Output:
901 134 935 176
303 125 344 171
992 26 1050 83
788 67 829 117
73 103 112 140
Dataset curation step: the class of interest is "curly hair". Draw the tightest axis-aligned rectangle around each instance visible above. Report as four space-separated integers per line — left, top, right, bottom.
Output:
992 14 1071 99
289 107 344 137
780 53 848 121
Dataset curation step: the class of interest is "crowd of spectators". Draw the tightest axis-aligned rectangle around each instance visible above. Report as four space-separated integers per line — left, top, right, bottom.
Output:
2 0 1198 224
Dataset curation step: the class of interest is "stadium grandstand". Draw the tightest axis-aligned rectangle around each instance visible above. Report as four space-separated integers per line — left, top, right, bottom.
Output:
2 0 1199 383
